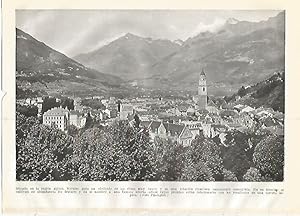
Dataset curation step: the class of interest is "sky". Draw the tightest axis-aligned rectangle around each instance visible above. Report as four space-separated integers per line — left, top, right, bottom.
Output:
16 10 281 57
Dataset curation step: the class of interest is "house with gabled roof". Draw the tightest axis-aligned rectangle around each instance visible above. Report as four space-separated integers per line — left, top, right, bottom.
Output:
206 100 220 114
147 120 193 146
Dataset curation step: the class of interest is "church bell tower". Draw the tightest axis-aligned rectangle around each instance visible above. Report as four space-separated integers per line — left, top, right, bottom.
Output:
196 69 207 110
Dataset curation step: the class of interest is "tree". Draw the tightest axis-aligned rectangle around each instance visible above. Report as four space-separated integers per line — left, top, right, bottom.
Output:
133 114 141 128
16 86 39 99
73 120 157 181
81 98 105 110
243 167 262 182
17 104 38 117
67 125 79 137
237 86 247 97
223 146 252 181
253 135 284 181
223 169 238 181
16 112 39 145
181 159 214 181
42 97 60 113
117 100 121 112
153 137 185 181
60 97 74 110
183 135 224 181
71 127 108 181
16 122 74 181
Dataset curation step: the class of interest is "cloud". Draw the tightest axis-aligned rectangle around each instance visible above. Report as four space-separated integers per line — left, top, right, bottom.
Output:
16 10 281 56
190 18 226 37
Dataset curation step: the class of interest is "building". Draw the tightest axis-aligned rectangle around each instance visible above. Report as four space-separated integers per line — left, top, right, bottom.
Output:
69 110 87 128
241 105 255 113
37 97 43 116
186 106 195 116
43 107 69 131
181 121 202 139
202 123 227 138
147 121 194 146
193 69 208 110
206 100 219 114
233 104 254 113
104 108 118 119
89 110 104 121
120 104 134 120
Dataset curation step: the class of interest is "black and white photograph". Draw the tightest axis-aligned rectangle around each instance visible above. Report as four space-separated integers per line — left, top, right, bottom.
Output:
15 10 284 182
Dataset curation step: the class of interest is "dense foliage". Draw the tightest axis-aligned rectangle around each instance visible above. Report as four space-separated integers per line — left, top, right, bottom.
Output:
253 135 284 181
42 96 74 113
224 72 284 112
81 99 105 110
16 86 40 99
17 104 38 117
16 113 284 181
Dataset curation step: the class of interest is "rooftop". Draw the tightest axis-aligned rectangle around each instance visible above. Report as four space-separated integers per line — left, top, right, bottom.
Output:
44 107 69 116
148 121 162 133
70 110 80 115
163 122 185 136
121 104 134 112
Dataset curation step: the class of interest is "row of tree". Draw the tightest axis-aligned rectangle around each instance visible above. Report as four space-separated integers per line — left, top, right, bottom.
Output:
16 112 284 181
42 96 74 113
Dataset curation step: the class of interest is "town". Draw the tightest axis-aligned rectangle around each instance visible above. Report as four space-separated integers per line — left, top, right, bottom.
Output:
16 69 284 147
15 10 285 182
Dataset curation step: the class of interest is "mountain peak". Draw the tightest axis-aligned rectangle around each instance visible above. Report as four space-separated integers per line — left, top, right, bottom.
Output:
226 17 239 25
173 39 184 46
123 32 141 39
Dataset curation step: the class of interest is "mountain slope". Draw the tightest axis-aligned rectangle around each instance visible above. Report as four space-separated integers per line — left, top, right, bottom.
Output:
16 28 123 96
147 11 285 95
224 71 285 112
71 12 284 95
73 33 181 80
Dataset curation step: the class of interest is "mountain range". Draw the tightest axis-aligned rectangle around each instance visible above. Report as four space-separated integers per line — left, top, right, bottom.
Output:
16 28 123 97
74 11 285 95
16 11 285 97
73 33 181 80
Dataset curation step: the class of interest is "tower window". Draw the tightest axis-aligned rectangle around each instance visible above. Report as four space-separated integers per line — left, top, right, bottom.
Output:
203 87 205 91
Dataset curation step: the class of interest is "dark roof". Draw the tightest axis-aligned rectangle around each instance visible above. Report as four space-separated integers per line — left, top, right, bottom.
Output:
140 121 151 128
263 117 278 127
212 124 227 130
163 122 185 136
207 100 216 107
226 123 242 128
70 110 80 115
148 121 162 133
221 110 238 117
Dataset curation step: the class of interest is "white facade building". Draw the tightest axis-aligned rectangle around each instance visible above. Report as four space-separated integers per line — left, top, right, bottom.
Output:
43 107 69 131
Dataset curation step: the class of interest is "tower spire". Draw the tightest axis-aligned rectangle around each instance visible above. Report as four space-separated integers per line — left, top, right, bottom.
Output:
200 68 206 76
196 68 207 110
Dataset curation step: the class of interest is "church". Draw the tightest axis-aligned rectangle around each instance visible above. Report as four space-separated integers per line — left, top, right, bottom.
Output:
193 69 208 110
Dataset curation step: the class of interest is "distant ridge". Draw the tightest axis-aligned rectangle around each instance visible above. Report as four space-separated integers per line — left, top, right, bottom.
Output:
16 28 124 97
73 12 285 95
